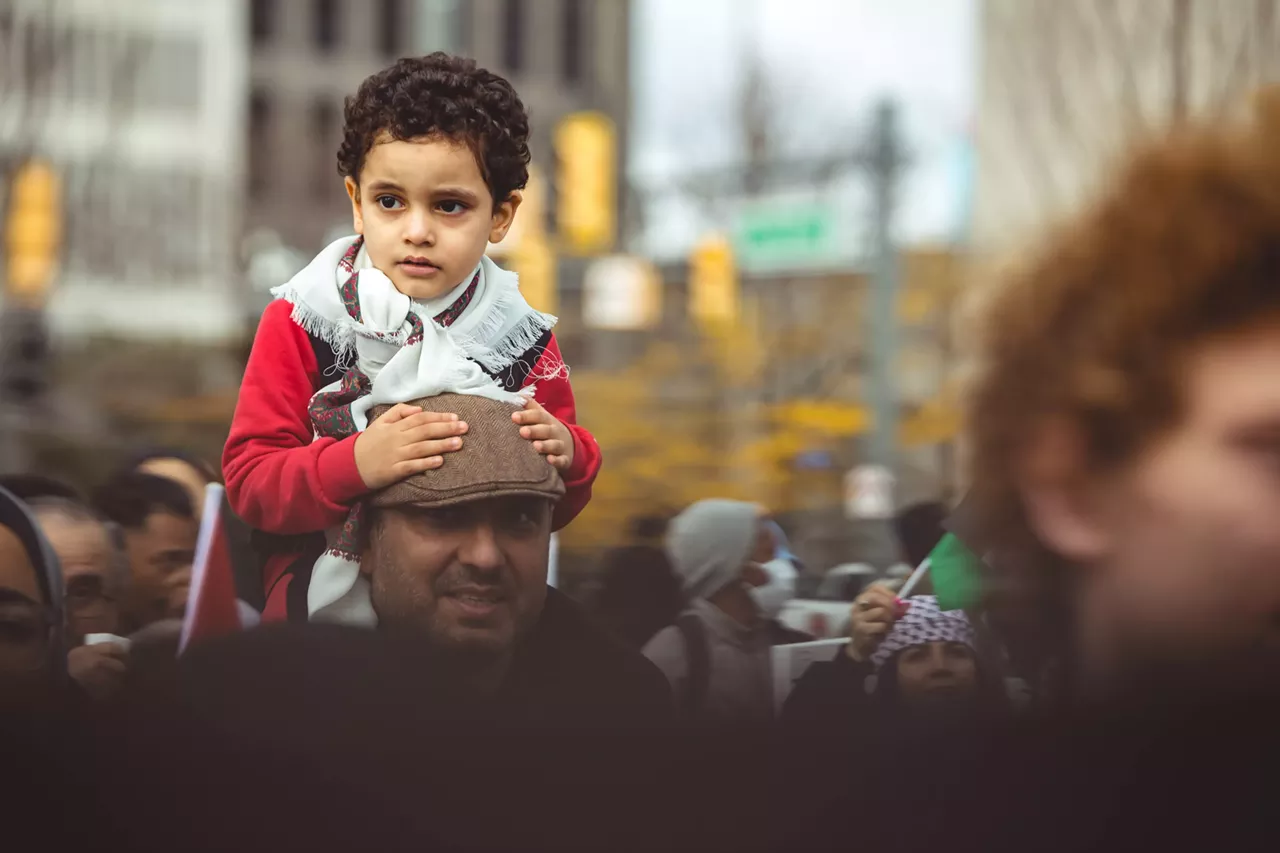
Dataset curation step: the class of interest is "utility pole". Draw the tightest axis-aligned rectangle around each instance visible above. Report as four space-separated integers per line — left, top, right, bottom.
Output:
865 100 907 474
830 100 910 569
0 307 51 474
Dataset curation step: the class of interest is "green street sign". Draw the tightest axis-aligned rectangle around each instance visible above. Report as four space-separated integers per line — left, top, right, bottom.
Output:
733 202 843 272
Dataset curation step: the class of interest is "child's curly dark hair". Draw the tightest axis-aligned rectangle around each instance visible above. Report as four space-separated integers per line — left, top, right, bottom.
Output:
337 53 531 207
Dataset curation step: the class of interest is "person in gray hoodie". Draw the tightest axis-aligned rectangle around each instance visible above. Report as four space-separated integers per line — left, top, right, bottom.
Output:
642 499 775 723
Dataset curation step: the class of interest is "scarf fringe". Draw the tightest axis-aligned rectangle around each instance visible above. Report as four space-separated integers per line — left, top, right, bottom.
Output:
276 265 555 379
273 287 359 374
454 291 558 374
441 332 515 403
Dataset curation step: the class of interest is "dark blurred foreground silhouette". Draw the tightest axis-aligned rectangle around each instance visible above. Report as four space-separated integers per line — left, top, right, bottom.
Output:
4 623 1279 853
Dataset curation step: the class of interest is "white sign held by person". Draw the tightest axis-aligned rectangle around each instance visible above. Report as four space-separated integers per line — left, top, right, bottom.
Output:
845 465 895 520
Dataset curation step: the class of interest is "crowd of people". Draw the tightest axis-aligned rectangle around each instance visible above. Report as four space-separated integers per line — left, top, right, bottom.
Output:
6 53 1280 851
0 453 222 700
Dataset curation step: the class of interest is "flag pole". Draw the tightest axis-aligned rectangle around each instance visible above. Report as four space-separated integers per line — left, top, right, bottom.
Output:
897 557 931 598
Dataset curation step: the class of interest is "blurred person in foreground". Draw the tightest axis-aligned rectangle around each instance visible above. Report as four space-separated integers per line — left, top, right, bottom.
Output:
28 498 128 701
91 473 197 640
642 500 779 723
0 486 72 710
964 91 1280 701
782 592 1008 730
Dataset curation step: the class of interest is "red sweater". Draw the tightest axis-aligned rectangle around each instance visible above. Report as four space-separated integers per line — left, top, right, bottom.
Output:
223 299 601 620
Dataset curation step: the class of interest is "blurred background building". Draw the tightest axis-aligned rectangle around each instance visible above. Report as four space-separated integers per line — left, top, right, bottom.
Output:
0 0 248 476
243 0 630 310
974 0 1280 254
2 0 248 343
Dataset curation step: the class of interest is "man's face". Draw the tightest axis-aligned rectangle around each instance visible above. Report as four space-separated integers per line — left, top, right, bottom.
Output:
366 497 552 660
123 511 197 628
345 134 519 300
1033 323 1280 675
894 641 979 703
38 515 118 644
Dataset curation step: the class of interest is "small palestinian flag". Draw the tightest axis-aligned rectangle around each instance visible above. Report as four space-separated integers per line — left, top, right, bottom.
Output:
929 493 989 612
178 483 242 654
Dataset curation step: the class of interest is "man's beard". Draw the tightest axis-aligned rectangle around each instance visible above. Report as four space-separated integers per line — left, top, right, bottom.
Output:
370 562 526 693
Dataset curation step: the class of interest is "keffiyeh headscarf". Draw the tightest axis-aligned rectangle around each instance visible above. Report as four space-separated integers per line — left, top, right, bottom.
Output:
870 595 976 671
271 236 561 625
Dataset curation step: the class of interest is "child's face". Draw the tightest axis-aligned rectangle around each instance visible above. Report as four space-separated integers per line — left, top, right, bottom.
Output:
345 134 521 300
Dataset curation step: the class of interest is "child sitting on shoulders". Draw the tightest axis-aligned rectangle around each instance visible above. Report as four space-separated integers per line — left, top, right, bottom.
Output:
223 54 600 623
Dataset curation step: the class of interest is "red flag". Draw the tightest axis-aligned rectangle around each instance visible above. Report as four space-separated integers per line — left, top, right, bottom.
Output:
179 484 242 654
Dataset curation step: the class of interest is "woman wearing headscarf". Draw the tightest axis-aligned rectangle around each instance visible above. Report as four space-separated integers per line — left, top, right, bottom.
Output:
781 590 1008 730
0 484 72 710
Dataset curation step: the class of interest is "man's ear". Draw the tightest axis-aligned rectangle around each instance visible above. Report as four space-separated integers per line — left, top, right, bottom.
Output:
1018 417 1113 563
488 191 523 244
345 176 364 235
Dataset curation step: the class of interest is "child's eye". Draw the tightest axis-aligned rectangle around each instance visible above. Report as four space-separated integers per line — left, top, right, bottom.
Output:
438 200 468 214
375 195 404 211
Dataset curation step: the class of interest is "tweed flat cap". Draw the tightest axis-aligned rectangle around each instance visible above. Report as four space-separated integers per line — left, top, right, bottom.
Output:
369 394 565 509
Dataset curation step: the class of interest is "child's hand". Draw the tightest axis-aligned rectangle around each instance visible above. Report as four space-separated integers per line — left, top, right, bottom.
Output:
354 404 468 490
513 399 575 471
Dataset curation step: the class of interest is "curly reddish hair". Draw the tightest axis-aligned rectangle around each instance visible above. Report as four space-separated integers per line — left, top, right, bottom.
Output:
963 92 1280 671
337 53 531 207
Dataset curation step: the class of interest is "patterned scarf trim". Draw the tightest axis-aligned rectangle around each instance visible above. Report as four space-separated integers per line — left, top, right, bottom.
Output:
272 236 557 380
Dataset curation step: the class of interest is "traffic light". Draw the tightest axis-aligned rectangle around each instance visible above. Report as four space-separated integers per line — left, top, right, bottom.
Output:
510 233 558 315
554 111 616 256
4 159 62 307
518 163 548 241
688 234 739 328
